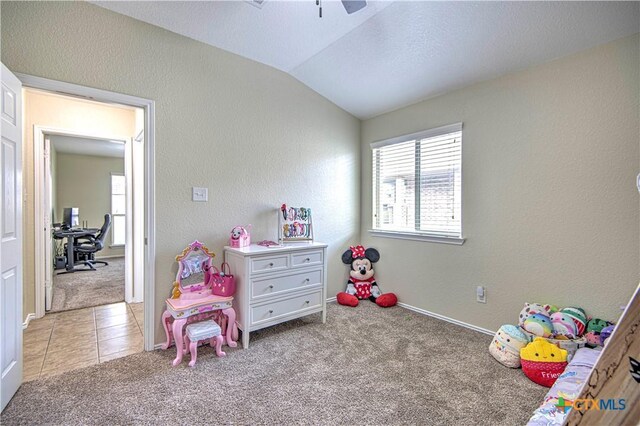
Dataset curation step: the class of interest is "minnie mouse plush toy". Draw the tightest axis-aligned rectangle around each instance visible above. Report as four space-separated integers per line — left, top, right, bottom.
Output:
336 245 397 308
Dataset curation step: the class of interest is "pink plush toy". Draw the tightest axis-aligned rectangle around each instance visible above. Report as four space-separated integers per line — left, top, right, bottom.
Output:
229 224 251 248
336 245 397 308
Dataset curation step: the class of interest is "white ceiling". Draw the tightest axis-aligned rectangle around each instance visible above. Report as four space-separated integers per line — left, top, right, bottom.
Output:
51 135 125 158
91 1 640 119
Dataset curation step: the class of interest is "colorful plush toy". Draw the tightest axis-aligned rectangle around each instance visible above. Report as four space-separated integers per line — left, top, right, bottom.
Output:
584 331 601 348
489 325 529 368
518 303 553 327
523 313 553 338
560 307 588 336
550 312 578 339
520 337 568 387
600 325 615 346
586 318 609 334
336 245 397 308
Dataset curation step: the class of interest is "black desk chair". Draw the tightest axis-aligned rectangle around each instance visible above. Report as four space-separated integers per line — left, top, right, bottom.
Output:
74 214 112 270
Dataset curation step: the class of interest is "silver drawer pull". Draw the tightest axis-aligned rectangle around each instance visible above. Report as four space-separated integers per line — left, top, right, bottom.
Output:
305 300 310 304
268 285 274 289
305 278 310 282
268 310 273 314
268 262 274 267
305 257 310 262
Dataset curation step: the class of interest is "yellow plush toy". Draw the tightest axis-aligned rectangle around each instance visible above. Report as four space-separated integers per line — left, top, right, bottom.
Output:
520 337 568 387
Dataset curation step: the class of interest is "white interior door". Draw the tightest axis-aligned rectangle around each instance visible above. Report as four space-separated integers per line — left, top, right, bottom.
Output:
1 63 23 412
124 133 144 304
132 132 144 303
124 138 133 303
43 136 53 311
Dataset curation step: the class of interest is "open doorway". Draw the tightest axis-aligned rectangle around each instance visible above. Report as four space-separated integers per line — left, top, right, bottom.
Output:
47 133 132 311
22 88 148 380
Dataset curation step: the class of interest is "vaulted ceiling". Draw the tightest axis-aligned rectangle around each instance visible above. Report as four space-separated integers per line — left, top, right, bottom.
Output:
92 1 640 119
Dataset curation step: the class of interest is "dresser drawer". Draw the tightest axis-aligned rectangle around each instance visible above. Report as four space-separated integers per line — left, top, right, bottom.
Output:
291 250 323 268
250 254 289 275
250 290 322 326
251 269 322 300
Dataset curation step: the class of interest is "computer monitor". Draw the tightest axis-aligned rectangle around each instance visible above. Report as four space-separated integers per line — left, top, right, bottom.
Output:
62 207 79 229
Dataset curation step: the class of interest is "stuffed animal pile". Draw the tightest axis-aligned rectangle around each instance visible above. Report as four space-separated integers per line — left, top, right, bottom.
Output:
489 301 616 387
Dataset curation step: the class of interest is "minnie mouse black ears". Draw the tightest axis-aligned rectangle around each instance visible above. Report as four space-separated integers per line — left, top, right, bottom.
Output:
364 248 380 263
341 246 380 264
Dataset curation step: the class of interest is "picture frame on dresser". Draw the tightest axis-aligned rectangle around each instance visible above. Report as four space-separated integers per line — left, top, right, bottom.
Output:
224 242 328 349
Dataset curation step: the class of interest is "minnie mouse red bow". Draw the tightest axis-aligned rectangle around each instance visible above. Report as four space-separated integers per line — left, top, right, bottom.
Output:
350 245 366 258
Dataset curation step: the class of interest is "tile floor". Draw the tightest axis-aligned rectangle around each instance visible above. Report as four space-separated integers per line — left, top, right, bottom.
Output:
23 302 144 381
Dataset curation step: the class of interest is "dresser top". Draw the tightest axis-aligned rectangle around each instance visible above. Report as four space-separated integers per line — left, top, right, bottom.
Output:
224 242 327 256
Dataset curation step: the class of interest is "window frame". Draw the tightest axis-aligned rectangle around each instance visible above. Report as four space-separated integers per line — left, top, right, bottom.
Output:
369 122 465 245
110 172 126 248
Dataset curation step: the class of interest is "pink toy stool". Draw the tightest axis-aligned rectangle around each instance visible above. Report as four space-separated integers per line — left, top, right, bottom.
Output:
184 320 226 367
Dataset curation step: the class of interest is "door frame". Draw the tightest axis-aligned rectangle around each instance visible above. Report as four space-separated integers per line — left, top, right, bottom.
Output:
34 127 133 314
18 73 156 351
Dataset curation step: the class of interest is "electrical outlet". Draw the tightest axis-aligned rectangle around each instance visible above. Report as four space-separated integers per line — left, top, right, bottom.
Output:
476 286 486 303
192 187 208 202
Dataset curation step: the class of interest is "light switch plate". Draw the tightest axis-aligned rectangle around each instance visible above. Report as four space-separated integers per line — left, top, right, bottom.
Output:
192 187 208 202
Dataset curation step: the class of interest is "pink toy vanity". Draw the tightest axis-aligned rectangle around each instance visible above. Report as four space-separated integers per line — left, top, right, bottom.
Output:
161 240 238 366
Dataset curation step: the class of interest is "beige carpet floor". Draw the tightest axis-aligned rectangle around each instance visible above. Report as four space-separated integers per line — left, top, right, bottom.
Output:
50 257 125 313
1 302 546 425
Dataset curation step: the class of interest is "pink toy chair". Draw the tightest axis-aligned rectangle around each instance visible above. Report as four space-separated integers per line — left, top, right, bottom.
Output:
184 320 226 367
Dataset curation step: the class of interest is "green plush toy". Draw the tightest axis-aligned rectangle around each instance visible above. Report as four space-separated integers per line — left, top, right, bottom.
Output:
586 318 609 334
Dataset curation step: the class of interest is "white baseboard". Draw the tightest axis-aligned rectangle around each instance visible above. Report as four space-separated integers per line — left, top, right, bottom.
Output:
95 254 125 260
397 302 494 336
327 295 493 336
22 313 36 329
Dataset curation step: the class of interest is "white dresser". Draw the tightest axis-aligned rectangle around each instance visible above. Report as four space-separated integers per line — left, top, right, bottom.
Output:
224 242 328 349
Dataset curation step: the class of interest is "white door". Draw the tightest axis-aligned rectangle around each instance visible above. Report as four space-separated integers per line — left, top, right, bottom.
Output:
124 133 144 304
44 136 53 311
124 138 133 303
0 63 23 411
132 132 144 303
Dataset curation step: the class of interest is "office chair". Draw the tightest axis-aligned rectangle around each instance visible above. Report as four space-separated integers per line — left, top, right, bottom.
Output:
75 214 112 270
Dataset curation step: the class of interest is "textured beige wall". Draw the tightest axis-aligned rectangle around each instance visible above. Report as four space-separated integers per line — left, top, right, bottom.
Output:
55 153 125 258
1 2 360 342
361 34 640 331
21 89 136 318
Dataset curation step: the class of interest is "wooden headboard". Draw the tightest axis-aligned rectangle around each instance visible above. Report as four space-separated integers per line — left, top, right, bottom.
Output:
565 283 640 425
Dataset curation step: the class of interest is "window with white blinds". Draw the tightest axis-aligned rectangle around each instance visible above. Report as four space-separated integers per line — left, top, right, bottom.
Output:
371 123 462 241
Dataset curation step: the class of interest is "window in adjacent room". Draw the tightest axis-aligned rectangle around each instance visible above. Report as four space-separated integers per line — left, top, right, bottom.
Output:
111 173 126 246
370 123 464 244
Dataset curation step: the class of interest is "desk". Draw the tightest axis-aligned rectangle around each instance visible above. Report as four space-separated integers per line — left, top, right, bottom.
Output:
53 228 100 274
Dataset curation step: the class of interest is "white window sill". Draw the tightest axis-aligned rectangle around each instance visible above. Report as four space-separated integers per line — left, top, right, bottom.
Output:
368 229 465 245
110 244 125 249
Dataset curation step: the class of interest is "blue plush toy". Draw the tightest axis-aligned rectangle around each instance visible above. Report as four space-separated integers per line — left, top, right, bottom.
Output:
523 313 553 338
